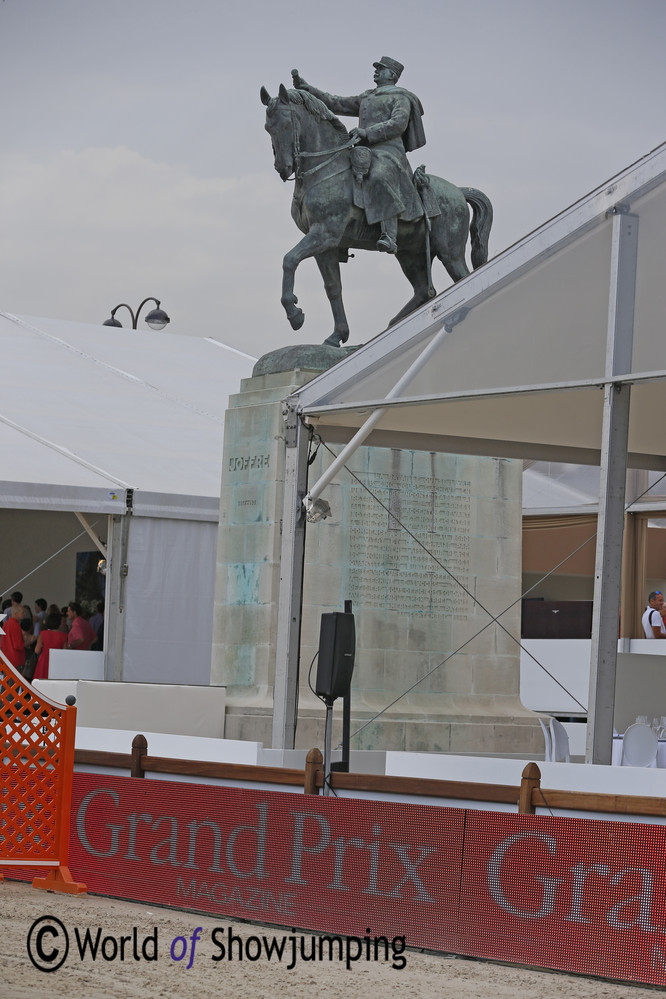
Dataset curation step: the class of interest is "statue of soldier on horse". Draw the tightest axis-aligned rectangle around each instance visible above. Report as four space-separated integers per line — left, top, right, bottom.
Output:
261 57 492 346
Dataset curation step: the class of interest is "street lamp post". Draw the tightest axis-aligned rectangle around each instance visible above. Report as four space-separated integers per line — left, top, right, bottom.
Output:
102 297 170 331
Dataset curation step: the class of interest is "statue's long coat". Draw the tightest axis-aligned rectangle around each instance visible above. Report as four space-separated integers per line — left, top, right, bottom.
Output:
304 83 426 225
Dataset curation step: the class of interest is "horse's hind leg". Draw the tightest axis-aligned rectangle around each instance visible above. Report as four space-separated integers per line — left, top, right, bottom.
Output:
315 249 350 346
443 257 469 283
429 209 470 284
388 249 432 326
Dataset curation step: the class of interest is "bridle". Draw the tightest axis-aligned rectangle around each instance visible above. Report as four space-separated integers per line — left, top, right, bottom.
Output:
286 105 356 186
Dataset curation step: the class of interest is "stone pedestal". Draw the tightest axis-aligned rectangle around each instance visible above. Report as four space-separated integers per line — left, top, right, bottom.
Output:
211 369 312 728
212 364 540 756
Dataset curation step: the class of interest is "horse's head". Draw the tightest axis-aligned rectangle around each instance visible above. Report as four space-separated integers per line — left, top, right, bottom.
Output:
261 83 348 182
261 84 298 182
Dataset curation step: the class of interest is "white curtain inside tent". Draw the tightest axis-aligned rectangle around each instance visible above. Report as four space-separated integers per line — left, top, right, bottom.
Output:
122 517 218 684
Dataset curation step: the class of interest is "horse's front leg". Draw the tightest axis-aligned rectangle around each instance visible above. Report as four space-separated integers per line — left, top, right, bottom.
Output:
281 224 340 331
315 249 349 346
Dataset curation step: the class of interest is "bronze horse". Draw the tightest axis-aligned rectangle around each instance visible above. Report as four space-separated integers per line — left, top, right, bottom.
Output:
261 84 492 346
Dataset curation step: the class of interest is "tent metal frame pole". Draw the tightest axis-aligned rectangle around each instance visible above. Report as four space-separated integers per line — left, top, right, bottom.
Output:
101 514 113 665
272 406 309 749
104 491 132 682
105 513 126 681
586 210 639 764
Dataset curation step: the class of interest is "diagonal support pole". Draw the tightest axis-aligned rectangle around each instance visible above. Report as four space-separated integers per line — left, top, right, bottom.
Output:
304 316 454 513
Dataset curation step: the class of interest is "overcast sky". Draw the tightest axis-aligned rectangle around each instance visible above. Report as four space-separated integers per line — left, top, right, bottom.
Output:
1 0 664 359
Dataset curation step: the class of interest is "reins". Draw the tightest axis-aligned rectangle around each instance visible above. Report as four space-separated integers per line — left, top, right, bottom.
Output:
286 106 355 184
299 141 356 178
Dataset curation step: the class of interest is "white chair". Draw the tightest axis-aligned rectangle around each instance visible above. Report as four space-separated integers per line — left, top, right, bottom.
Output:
621 723 658 767
549 718 570 763
538 717 553 761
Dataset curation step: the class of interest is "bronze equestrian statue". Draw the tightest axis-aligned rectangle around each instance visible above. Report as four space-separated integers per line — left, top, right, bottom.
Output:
261 57 492 346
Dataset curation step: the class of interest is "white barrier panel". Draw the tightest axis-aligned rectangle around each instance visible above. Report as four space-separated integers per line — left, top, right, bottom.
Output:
74 681 226 739
520 639 590 714
520 639 666 718
75 727 260 763
32 679 78 703
615 653 666 732
49 649 104 680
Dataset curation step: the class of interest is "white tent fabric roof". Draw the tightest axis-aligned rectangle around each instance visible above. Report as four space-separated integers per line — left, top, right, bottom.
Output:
522 463 599 514
292 142 666 472
0 313 255 516
522 461 666 518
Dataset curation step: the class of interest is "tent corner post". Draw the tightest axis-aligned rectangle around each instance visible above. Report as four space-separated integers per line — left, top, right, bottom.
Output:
272 407 309 749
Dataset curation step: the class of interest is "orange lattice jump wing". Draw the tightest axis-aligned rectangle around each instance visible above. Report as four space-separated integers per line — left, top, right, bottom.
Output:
0 647 86 894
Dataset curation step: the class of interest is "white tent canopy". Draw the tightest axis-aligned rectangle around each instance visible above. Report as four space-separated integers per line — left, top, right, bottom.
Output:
522 462 666 517
274 141 666 762
522 463 600 515
0 312 254 683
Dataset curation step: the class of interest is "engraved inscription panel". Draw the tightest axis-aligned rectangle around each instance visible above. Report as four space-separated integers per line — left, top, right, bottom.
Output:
230 485 265 524
346 471 474 618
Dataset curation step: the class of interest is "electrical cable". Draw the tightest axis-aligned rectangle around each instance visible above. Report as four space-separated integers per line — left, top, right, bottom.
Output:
307 649 328 705
307 437 322 467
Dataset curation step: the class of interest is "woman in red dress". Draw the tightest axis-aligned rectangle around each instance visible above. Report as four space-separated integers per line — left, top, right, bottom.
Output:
33 611 68 680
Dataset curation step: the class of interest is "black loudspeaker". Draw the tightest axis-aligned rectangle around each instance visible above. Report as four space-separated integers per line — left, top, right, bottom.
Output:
315 612 355 701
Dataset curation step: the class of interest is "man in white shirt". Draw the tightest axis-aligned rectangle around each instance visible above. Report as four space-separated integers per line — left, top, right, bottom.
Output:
641 591 666 638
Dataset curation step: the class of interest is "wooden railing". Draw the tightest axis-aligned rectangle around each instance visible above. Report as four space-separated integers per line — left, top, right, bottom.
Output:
74 735 306 787
73 740 666 819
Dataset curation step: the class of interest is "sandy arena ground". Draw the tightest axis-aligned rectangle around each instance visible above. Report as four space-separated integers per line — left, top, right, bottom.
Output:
0 880 661 999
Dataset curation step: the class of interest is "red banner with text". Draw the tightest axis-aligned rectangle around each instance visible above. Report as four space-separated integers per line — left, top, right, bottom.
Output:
5 773 666 985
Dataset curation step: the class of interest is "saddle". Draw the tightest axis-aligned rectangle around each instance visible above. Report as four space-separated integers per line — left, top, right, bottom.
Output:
349 150 441 222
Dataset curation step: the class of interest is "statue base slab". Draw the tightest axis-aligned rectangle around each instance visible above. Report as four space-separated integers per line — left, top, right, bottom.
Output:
252 342 362 377
222 697 542 758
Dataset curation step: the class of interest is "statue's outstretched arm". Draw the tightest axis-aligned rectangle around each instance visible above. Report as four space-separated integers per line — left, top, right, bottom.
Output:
291 69 361 117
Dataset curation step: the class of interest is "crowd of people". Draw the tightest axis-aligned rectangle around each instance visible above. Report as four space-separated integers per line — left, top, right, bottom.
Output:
0 591 104 681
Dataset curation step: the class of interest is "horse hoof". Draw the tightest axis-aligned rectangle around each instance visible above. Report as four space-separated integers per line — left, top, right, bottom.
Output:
323 334 341 347
289 309 305 331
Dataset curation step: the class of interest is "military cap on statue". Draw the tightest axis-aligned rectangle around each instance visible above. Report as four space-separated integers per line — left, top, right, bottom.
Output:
373 56 404 80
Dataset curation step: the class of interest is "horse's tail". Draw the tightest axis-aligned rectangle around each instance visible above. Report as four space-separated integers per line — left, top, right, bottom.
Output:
460 187 493 269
